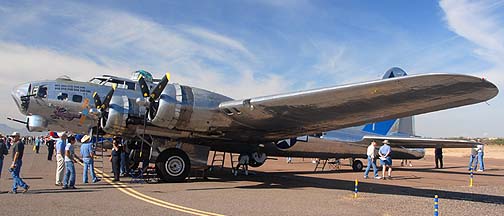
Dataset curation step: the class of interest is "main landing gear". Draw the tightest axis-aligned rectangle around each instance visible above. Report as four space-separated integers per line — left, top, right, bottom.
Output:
352 159 364 172
156 148 191 182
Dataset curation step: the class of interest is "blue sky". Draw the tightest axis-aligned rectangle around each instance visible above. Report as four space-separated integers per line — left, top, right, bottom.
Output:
0 0 503 137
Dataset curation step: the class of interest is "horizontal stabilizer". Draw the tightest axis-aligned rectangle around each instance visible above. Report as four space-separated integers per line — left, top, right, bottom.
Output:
362 136 480 148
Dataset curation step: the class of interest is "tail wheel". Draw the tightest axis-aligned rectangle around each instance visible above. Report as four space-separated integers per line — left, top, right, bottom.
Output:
156 149 190 182
352 160 364 172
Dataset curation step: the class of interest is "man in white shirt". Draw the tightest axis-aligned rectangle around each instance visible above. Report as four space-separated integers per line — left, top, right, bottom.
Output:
55 132 67 186
62 136 76 189
364 141 380 179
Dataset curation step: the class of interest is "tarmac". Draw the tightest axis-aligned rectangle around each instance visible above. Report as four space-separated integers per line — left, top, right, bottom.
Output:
1 146 503 216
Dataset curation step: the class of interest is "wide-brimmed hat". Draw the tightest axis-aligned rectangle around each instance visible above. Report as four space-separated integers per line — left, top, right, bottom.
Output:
58 132 68 138
11 132 20 137
81 135 92 143
383 140 389 144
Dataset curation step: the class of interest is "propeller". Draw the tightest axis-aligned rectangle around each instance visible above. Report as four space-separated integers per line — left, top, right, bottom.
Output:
93 84 117 112
136 73 170 157
90 84 118 156
138 72 170 104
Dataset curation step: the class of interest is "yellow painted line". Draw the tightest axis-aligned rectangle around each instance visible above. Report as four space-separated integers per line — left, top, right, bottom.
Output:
75 159 225 216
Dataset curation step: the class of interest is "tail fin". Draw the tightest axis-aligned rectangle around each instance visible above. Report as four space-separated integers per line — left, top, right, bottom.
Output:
362 67 415 136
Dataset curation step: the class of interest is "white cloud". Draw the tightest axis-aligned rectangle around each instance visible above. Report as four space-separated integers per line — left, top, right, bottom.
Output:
440 0 504 85
412 0 504 137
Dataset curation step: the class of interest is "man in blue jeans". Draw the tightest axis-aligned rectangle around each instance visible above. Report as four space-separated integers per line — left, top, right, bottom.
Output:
119 141 129 176
476 139 485 172
80 135 100 183
9 132 30 194
63 136 76 189
364 141 380 179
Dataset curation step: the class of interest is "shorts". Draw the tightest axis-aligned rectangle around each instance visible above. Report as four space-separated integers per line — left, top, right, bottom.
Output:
380 157 392 166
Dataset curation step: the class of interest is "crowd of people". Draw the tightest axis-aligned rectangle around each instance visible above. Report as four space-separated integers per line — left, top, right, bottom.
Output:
363 139 486 180
0 131 136 193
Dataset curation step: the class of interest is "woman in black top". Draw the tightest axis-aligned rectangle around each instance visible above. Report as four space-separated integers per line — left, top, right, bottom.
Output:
110 138 122 182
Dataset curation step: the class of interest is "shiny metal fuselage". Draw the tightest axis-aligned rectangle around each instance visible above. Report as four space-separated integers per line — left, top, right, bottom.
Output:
13 77 425 161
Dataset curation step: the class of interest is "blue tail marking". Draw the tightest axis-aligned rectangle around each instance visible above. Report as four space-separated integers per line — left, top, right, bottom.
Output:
362 119 397 135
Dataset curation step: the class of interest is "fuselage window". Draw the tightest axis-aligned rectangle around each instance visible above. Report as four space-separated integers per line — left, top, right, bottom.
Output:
72 95 83 103
57 93 68 101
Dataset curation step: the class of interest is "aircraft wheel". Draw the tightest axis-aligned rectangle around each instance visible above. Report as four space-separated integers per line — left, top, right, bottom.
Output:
156 149 190 182
352 160 363 172
249 152 267 168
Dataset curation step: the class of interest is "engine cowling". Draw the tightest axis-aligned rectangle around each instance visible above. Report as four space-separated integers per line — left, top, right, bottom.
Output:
26 115 48 132
101 95 130 134
149 84 182 129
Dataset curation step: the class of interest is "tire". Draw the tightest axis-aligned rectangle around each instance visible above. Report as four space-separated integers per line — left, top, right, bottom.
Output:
248 152 266 168
156 149 191 182
248 161 264 168
352 160 364 172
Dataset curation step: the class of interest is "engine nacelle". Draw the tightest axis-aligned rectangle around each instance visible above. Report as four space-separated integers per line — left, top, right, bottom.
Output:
149 84 179 129
26 115 48 132
101 95 130 134
148 83 233 132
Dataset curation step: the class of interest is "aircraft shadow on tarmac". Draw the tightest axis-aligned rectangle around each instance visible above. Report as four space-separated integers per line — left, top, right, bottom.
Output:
199 169 504 205
29 189 97 194
394 167 504 177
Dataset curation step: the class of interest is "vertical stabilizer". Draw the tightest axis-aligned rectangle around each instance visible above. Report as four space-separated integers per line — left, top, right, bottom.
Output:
362 67 415 136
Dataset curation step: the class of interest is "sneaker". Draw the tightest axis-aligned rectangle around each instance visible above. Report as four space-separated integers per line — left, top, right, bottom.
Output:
55 183 62 186
477 169 484 172
363 176 368 179
374 176 381 179
8 190 17 194
62 186 68 189
69 186 77 189
83 181 89 184
92 178 101 183
22 185 30 193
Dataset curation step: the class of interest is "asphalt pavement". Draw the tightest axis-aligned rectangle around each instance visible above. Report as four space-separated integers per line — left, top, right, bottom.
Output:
1 146 503 216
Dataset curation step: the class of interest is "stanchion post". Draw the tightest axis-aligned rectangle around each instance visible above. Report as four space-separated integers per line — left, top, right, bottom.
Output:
353 179 358 198
434 195 439 216
469 168 474 187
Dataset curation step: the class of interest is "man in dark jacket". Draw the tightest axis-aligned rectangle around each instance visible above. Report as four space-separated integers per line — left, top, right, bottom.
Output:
435 147 443 169
46 136 55 161
0 133 9 180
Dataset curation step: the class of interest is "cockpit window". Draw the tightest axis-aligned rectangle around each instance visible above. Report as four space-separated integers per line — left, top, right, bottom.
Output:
35 85 48 98
89 76 136 90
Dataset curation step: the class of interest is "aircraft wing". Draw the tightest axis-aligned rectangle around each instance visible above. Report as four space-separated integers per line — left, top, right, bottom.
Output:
219 74 498 140
361 136 480 148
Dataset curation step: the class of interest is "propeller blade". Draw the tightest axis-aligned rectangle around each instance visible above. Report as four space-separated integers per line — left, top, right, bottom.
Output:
101 84 117 110
149 73 170 101
92 92 102 109
138 76 150 98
